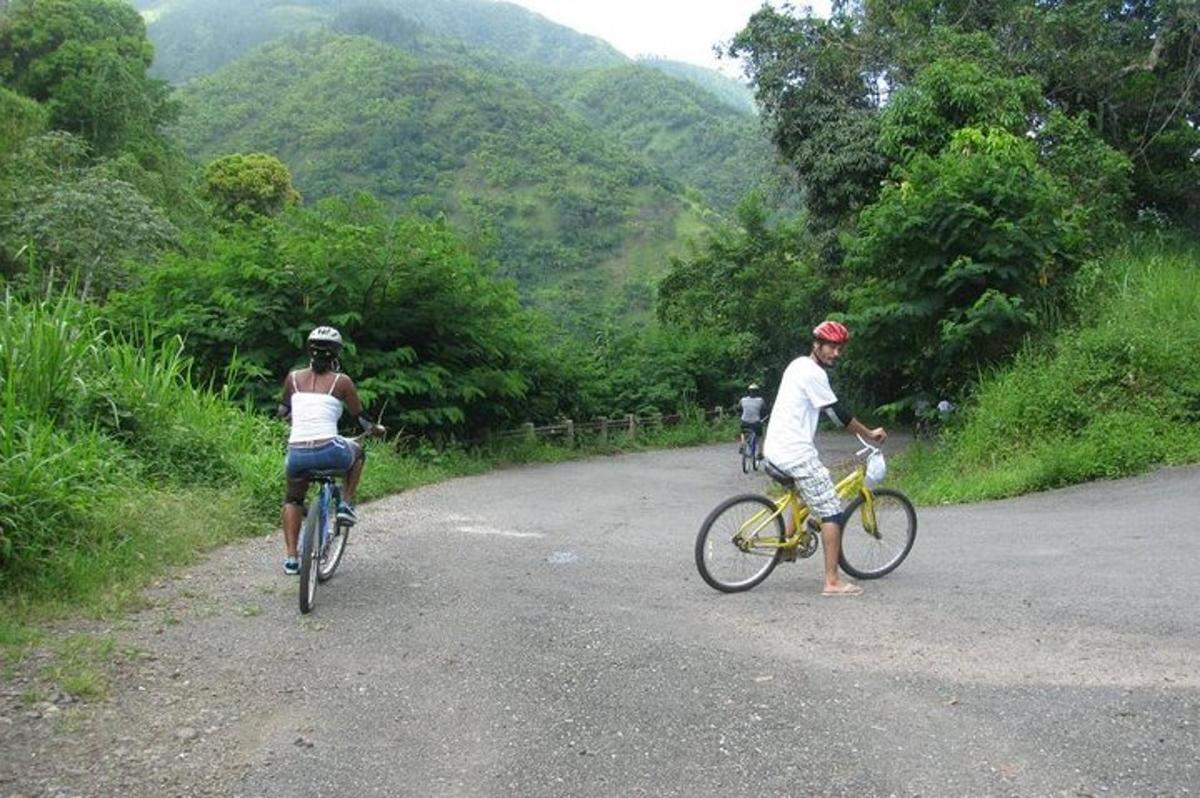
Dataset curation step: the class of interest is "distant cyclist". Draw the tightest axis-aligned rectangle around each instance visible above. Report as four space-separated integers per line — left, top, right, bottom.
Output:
737 383 768 458
277 326 385 575
762 320 886 597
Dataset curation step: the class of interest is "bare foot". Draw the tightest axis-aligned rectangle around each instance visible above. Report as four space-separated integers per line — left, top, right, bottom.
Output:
821 582 863 597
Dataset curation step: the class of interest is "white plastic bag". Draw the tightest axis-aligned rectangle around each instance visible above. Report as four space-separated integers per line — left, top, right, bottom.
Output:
865 450 887 487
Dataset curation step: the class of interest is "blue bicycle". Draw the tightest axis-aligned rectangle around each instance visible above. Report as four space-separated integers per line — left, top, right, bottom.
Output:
741 424 763 474
298 469 351 614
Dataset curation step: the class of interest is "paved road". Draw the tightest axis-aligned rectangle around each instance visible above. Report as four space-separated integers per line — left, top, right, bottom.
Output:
3 441 1198 797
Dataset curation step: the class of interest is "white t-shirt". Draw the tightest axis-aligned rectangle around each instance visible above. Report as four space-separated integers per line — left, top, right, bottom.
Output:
762 355 837 465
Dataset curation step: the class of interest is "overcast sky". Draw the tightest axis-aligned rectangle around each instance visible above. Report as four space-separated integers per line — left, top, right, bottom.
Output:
501 0 832 76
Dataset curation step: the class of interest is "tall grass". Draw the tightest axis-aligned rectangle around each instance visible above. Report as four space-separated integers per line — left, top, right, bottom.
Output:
896 238 1200 503
0 293 289 611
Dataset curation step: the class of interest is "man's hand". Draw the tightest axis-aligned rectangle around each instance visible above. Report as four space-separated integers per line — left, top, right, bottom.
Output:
866 426 887 444
370 423 388 438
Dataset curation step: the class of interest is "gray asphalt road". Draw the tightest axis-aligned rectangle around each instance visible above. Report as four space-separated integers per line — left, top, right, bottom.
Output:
3 441 1198 797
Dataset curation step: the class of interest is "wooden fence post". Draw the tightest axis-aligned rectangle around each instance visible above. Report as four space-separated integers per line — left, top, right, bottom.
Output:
626 414 637 439
714 405 723 421
598 417 608 443
564 419 574 447
652 412 663 431
523 421 535 442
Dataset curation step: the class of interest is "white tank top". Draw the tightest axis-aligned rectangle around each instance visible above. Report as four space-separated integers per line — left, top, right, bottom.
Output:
288 372 344 443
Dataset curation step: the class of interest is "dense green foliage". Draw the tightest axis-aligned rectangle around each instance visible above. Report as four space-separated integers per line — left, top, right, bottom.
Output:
656 194 830 392
0 85 46 157
135 0 627 83
170 31 700 312
0 292 279 600
0 131 181 299
0 0 175 156
638 58 757 115
201 152 301 221
547 63 781 214
133 0 787 306
735 1 1199 227
691 4 1192 410
107 195 556 430
897 239 1200 502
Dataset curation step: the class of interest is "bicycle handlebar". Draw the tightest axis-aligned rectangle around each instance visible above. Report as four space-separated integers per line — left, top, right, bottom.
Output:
855 433 882 457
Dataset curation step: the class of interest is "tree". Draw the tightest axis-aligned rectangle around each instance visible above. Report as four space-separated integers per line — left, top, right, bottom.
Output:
106 195 567 435
0 132 179 299
842 126 1127 404
201 153 301 221
0 85 46 157
862 0 1200 221
656 194 830 393
0 0 178 157
728 6 888 263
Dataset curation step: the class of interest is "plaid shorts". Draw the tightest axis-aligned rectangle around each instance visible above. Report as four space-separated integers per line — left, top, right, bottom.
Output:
775 451 842 520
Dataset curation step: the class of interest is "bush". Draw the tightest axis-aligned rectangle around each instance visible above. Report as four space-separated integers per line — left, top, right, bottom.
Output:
897 239 1200 503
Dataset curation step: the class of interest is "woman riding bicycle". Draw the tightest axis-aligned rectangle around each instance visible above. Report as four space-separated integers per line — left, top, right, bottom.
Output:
277 326 385 575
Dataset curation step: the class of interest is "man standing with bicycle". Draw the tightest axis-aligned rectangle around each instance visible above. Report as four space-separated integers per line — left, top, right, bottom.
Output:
762 320 887 597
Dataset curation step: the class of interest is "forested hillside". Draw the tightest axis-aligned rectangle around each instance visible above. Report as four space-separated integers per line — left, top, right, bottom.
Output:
135 0 626 83
138 0 789 317
172 31 707 318
637 58 756 115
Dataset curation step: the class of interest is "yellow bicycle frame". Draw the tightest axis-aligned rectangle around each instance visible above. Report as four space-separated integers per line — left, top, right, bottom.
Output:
736 463 882 555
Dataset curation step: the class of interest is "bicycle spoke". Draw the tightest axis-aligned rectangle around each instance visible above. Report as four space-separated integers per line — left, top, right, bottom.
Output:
695 495 783 592
838 489 917 580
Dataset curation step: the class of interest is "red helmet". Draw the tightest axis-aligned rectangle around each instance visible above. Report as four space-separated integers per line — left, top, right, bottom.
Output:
812 320 850 344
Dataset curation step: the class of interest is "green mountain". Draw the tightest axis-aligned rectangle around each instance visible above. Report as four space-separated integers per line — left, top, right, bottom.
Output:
637 58 756 116
135 0 626 83
172 32 711 319
541 63 776 214
139 0 792 318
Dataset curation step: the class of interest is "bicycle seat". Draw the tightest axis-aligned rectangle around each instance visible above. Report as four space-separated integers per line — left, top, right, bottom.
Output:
303 469 346 480
762 460 794 488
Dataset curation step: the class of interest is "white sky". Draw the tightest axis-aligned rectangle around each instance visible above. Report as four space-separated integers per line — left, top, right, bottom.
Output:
500 0 833 76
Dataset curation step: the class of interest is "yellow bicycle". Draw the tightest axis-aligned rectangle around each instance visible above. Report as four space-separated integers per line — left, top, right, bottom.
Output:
695 437 917 592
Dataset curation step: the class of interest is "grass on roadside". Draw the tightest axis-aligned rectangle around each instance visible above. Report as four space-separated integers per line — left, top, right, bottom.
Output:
893 239 1200 503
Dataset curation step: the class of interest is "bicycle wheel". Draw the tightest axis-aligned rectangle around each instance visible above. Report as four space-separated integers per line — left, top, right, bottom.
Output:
695 494 783 592
317 493 349 583
741 442 751 473
838 488 917 580
298 496 321 614
750 433 760 471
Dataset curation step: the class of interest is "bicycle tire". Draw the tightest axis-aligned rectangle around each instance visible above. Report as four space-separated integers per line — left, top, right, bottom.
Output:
838 488 917 580
298 497 321 614
317 505 349 583
695 494 783 592
741 449 751 473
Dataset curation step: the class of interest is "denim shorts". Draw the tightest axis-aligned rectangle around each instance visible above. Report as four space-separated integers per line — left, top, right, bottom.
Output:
284 437 357 478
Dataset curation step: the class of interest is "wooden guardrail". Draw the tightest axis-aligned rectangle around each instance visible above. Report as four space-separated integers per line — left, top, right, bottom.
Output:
482 406 731 446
